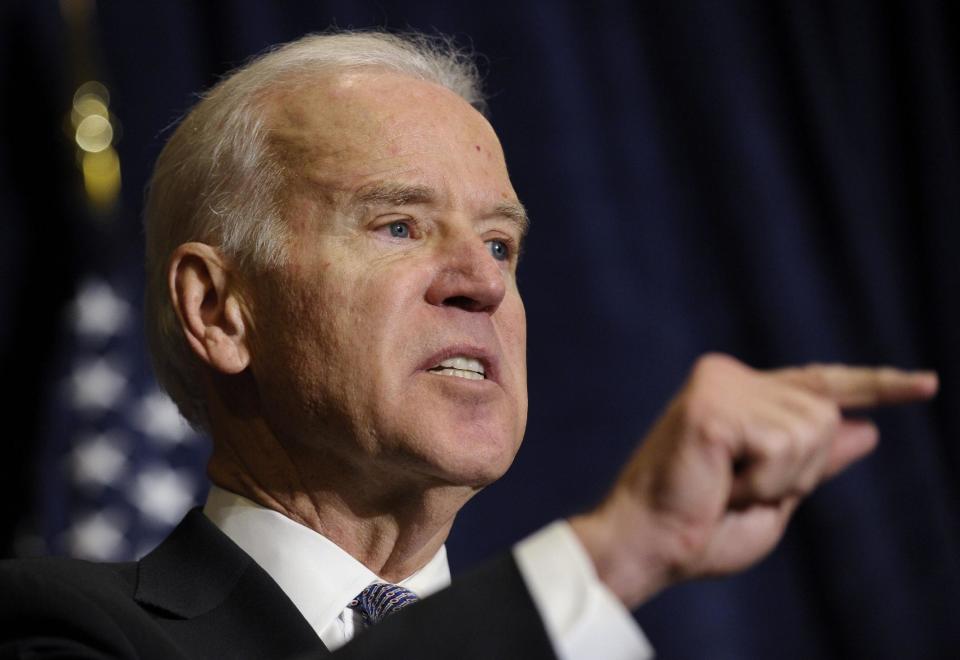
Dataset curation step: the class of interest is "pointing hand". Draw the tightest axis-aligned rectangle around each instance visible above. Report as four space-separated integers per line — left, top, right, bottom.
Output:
569 354 938 609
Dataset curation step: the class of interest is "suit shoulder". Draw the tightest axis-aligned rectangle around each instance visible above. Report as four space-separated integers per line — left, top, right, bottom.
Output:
0 557 137 581
0 557 185 660
0 555 137 593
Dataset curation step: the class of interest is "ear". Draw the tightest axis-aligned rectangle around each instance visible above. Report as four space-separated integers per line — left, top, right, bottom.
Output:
168 242 251 374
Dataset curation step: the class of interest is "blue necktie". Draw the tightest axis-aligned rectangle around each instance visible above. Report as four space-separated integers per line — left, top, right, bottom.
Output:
349 583 420 627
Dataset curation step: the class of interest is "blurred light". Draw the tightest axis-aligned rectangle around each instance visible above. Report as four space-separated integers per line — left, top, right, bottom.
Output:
71 96 109 127
82 147 121 209
75 114 113 153
73 80 110 107
68 79 122 210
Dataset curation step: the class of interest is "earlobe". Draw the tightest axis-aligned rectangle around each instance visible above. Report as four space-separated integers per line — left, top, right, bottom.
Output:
169 242 251 374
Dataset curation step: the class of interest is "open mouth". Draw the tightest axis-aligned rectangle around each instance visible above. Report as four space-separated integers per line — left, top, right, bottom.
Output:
427 356 486 381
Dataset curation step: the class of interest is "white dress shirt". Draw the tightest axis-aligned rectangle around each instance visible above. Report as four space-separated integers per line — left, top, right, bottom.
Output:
203 486 652 658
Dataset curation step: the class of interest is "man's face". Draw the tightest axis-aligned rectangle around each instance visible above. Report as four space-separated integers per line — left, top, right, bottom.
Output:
247 70 528 490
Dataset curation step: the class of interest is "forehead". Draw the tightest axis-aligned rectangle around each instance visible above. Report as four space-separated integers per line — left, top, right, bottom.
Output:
264 69 509 190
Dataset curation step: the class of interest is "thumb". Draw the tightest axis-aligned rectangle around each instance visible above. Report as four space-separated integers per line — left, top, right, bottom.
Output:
822 419 879 481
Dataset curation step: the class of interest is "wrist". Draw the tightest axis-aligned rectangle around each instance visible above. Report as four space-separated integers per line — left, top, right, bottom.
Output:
568 507 675 610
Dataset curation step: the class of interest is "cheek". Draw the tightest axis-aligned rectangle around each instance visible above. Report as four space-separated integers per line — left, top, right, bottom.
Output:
338 261 436 374
253 262 356 385
500 295 528 373
510 297 529 395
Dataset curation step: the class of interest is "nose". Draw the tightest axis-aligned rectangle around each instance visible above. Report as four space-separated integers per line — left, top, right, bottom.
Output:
425 233 506 314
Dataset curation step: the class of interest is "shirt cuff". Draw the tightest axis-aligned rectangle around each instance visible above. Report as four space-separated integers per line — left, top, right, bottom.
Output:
513 520 654 660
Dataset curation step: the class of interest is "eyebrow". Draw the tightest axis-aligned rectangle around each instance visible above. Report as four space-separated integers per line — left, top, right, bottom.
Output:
354 182 437 207
493 201 530 238
352 181 530 238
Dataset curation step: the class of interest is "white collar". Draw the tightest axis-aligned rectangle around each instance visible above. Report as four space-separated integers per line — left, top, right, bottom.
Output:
202 485 451 648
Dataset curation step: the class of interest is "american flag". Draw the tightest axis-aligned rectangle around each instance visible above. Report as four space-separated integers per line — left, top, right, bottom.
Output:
29 266 209 561
3 0 211 562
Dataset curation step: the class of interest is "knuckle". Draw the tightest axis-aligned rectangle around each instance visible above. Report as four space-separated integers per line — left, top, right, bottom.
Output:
876 367 897 390
688 353 749 401
802 367 831 395
693 352 741 380
775 428 803 462
752 428 786 463
682 391 734 446
697 416 737 447
767 425 812 467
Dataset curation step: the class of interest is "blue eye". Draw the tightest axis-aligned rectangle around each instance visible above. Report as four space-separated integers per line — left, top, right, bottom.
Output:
487 239 509 261
389 221 411 238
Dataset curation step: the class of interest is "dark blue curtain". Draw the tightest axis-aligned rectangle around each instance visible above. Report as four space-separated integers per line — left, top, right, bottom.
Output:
2 1 957 658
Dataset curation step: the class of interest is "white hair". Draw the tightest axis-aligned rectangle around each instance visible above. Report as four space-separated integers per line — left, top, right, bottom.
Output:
143 30 486 429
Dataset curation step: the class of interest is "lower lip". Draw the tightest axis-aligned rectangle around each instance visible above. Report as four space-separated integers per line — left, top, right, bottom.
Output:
427 370 487 382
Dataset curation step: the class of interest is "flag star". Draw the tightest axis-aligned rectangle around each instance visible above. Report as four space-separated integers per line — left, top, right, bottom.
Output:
66 510 128 561
69 358 127 411
70 432 128 489
131 390 196 445
129 466 196 526
71 278 131 340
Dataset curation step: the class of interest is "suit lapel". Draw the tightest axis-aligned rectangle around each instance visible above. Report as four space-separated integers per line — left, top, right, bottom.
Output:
135 508 328 658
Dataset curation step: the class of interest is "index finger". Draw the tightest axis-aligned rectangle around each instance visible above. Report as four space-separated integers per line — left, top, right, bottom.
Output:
771 364 939 408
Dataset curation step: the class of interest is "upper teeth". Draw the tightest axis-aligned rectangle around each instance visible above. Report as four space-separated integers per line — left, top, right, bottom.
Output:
432 356 485 380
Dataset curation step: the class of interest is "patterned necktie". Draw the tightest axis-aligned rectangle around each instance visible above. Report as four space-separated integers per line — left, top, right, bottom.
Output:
349 583 420 627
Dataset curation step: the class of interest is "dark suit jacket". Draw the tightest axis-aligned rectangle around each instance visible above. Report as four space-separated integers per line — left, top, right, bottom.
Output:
0 509 555 659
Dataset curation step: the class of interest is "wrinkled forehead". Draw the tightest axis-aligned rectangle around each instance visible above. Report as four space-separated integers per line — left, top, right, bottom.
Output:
261 69 505 186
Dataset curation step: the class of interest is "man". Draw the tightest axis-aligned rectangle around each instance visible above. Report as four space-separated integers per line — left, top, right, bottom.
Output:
0 31 937 659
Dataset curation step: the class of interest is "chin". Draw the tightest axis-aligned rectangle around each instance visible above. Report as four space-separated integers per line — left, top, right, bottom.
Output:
383 416 523 489
371 372 527 487
446 445 518 488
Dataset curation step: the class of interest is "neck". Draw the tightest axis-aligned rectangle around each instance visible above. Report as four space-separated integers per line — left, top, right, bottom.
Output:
207 415 477 582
